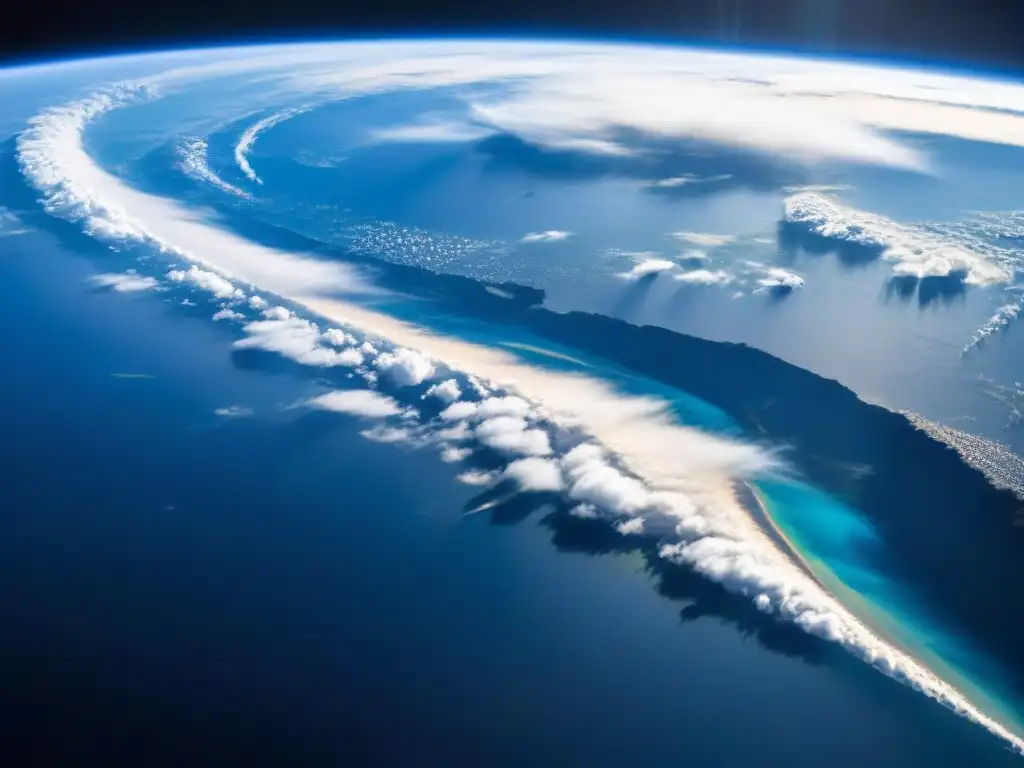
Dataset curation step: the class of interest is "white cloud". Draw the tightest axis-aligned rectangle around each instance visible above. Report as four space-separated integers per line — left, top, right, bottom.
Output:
423 378 462 403
234 316 364 367
504 457 564 492
322 327 357 347
440 401 478 421
212 307 246 321
215 404 253 417
674 268 733 285
435 421 472 442
469 69 925 171
485 285 515 300
520 230 572 244
964 300 1021 353
440 446 472 463
456 470 496 486
620 258 676 279
374 347 436 386
249 295 268 309
562 444 649 515
177 138 251 199
569 503 599 519
89 271 158 292
360 425 417 443
167 265 244 299
616 517 646 535
475 416 552 456
785 192 1011 285
307 389 403 418
754 267 805 292
643 174 733 188
477 395 531 418
263 305 291 320
370 120 494 144
235 107 310 184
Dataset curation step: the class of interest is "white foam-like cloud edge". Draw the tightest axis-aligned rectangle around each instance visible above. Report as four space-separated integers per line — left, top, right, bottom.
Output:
15 61 1024 755
784 192 1012 286
521 230 572 244
88 271 159 292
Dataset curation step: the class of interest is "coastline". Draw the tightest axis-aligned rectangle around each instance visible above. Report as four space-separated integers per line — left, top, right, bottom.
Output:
744 480 1024 746
736 481 827 591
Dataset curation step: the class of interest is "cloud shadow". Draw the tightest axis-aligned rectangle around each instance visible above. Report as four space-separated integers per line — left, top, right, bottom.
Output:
474 131 805 195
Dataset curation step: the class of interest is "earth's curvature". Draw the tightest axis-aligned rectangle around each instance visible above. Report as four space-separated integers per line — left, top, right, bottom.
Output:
4 38 1024 764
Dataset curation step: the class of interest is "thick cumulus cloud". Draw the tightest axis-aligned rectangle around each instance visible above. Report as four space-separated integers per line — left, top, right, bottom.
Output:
374 347 436 386
234 315 365 367
167 265 244 299
17 40 1024 753
754 267 805 293
477 395 531 418
212 307 246 321
423 378 462 403
440 401 478 421
562 444 649 515
504 457 564 491
475 416 552 457
784 192 1011 285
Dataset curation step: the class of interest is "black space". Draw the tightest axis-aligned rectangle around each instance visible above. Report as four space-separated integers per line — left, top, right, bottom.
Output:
2 0 1024 71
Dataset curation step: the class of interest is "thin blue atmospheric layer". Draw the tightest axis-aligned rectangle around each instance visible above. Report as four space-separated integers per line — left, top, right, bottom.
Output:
81 83 1024 742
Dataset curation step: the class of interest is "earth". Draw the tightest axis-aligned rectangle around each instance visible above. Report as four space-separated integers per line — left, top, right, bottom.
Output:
3 38 1024 766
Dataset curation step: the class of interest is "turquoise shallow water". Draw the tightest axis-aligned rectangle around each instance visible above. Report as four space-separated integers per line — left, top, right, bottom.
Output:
758 478 1024 736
